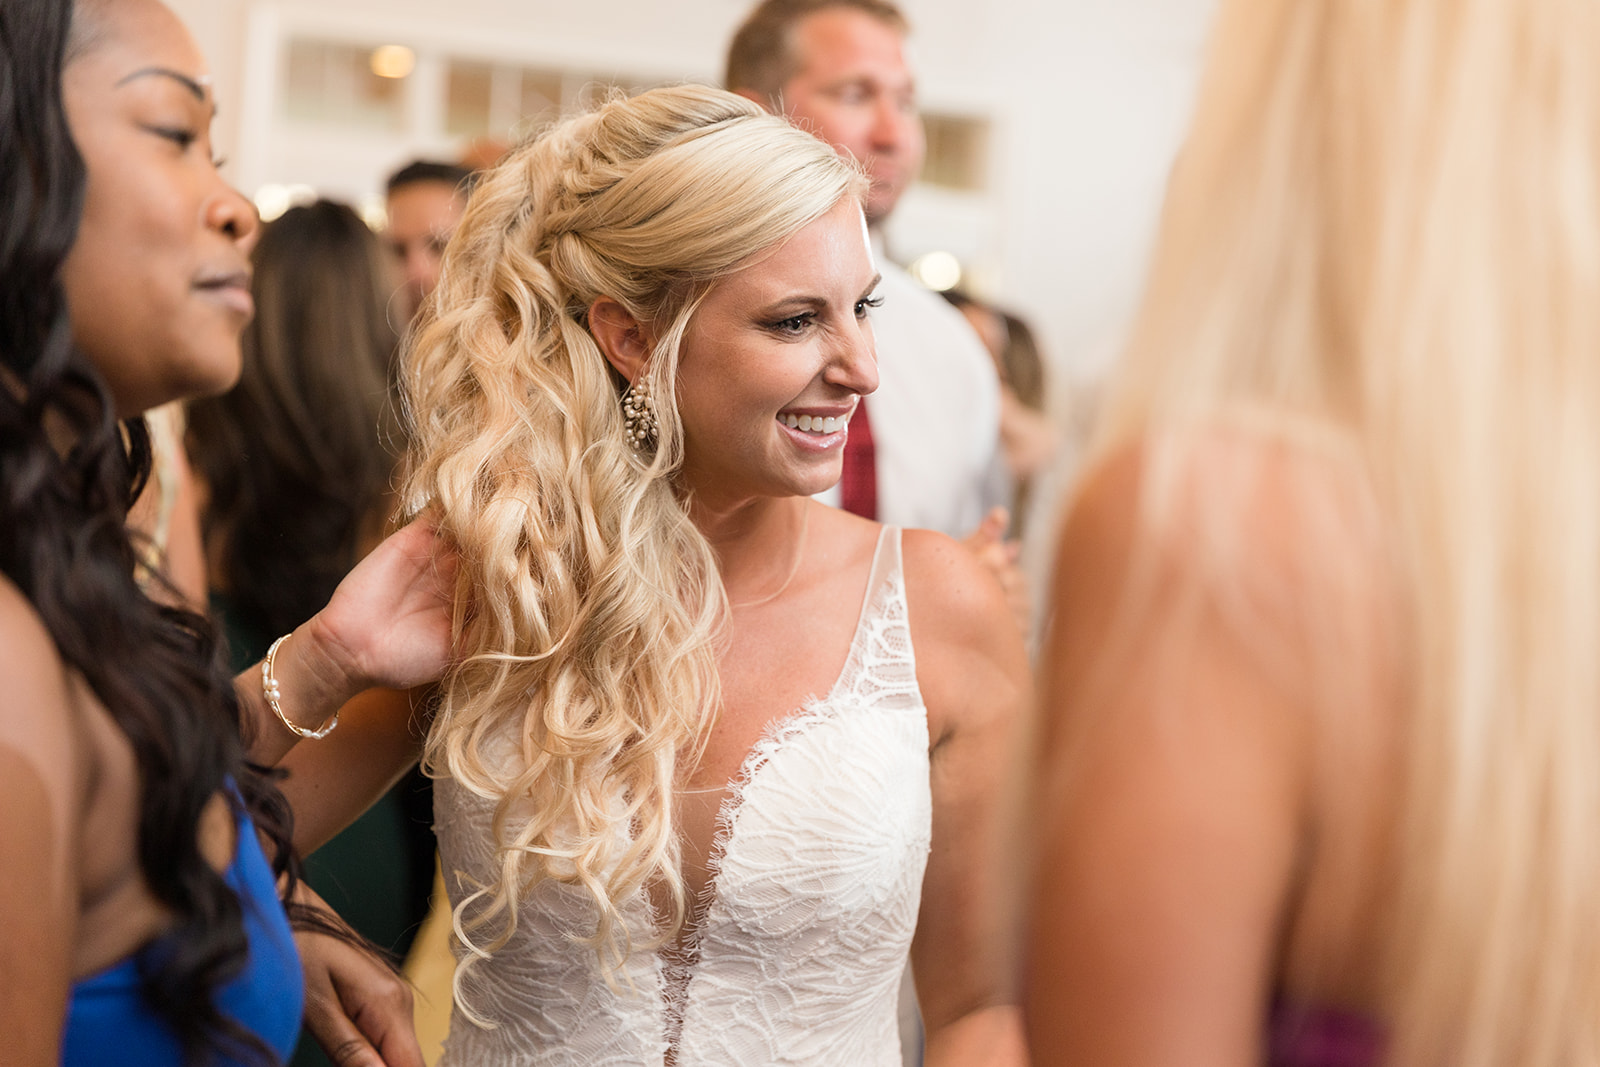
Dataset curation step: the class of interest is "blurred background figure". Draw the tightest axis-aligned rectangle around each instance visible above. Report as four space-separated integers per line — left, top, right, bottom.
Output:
941 291 1059 539
384 160 472 323
127 400 209 607
726 0 1007 542
1028 0 1600 1064
189 199 404 657
185 198 436 1067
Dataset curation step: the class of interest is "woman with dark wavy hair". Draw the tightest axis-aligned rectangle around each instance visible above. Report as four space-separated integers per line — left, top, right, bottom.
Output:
185 199 439 1063
0 0 453 1063
187 199 407 657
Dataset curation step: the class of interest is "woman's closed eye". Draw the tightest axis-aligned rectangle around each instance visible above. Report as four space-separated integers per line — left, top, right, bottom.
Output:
145 123 226 168
145 124 199 151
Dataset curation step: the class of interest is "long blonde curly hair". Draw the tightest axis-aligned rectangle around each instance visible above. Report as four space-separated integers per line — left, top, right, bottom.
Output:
400 84 864 990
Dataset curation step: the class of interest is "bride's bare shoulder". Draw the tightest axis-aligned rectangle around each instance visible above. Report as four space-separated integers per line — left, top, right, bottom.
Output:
896 526 1028 745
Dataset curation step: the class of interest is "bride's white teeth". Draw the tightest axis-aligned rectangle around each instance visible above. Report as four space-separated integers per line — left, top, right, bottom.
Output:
779 412 851 434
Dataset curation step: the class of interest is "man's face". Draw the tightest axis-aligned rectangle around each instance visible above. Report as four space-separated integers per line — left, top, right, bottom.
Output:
777 8 924 225
386 180 464 321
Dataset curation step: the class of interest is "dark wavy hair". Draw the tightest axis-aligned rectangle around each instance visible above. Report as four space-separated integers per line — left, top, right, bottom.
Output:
0 1 296 1062
187 199 405 646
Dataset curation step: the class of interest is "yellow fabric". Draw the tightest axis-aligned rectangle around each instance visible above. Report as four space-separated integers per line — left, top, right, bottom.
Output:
402 864 455 1065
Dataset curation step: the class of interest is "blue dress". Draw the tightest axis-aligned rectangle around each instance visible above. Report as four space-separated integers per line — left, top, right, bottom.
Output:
60 808 303 1065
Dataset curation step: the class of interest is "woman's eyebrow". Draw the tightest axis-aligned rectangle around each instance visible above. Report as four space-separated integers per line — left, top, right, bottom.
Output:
114 66 211 107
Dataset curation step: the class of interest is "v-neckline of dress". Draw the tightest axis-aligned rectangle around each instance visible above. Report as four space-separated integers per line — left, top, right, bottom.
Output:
661 525 898 1047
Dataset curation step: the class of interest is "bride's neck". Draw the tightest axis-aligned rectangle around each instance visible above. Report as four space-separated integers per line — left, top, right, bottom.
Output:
689 495 809 603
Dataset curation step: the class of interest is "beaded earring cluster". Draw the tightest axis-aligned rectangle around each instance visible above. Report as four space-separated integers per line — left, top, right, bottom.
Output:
621 376 658 450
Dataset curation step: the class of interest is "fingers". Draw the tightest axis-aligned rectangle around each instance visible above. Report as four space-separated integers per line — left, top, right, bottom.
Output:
340 976 424 1067
299 930 423 1067
963 506 1011 551
961 515 1032 638
310 519 459 695
304 973 421 1067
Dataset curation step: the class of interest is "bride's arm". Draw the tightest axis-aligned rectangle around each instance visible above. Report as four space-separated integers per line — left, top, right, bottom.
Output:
904 529 1033 1067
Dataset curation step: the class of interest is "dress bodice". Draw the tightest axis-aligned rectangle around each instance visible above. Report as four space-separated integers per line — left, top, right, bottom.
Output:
433 526 931 1066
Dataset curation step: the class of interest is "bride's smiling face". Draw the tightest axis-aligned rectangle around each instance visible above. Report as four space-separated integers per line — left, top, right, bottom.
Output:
673 197 881 507
60 0 259 417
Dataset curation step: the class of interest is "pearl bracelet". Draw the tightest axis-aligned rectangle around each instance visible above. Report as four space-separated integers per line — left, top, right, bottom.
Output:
262 634 339 740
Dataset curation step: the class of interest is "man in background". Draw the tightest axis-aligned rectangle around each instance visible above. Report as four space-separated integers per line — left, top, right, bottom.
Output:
385 158 472 321
726 0 1014 561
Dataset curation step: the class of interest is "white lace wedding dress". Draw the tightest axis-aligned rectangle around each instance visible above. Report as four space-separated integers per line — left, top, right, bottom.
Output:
432 526 932 1066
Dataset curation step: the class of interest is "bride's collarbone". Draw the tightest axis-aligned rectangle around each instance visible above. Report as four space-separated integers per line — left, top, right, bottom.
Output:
716 547 876 730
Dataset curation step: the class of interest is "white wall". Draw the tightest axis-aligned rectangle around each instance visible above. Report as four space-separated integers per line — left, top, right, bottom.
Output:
169 0 1215 399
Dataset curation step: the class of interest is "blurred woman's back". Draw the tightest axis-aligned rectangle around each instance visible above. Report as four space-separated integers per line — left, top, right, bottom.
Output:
1028 1 1600 1064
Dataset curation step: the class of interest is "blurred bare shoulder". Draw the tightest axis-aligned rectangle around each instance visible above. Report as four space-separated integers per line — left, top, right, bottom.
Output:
1052 420 1397 711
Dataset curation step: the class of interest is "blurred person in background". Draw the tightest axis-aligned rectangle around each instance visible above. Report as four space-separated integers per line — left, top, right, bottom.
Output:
189 199 406 661
941 291 1059 539
185 198 438 1067
725 2 1022 622
1028 0 1600 1064
385 160 472 324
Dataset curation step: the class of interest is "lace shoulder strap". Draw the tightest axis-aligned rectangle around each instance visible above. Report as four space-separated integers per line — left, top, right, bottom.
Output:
866 524 901 595
826 525 920 712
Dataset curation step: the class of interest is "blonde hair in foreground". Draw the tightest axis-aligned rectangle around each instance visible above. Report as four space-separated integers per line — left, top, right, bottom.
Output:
400 84 864 1015
1093 0 1600 1062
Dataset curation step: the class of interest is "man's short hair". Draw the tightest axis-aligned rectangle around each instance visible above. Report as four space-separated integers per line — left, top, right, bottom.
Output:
724 0 909 106
385 159 474 197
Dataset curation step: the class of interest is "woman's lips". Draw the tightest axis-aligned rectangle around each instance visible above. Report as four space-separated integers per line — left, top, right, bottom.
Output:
194 270 254 317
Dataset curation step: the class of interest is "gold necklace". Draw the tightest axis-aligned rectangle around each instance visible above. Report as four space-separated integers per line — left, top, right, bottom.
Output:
727 506 811 610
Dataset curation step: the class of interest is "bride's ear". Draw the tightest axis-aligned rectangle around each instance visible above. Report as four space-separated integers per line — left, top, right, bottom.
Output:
588 297 655 384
